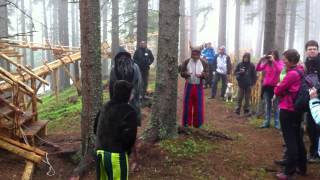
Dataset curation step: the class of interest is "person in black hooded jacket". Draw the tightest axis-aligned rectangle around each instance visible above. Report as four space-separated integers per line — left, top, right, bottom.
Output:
94 80 138 180
234 52 257 115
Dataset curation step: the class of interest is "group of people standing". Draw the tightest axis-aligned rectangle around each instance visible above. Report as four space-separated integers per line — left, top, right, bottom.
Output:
180 40 320 179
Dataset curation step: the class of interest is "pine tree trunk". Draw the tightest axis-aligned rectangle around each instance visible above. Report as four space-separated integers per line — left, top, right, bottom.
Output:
111 0 119 62
190 0 197 45
71 2 80 92
101 1 108 80
263 0 276 54
58 0 70 90
144 0 180 142
29 0 35 68
218 0 227 47
234 0 240 63
0 0 9 69
275 0 287 53
21 0 27 66
288 0 297 49
179 0 186 64
304 0 310 43
255 0 265 57
137 0 149 47
73 0 102 177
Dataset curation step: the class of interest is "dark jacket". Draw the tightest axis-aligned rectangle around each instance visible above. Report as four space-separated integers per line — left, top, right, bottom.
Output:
109 49 143 125
212 53 232 75
133 47 154 71
305 54 320 78
180 58 209 80
234 61 257 88
94 100 137 154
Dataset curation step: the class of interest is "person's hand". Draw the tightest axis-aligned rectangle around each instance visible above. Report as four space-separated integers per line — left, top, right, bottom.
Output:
309 87 318 99
195 74 202 78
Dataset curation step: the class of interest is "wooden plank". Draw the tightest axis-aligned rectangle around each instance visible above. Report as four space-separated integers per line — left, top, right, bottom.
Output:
0 138 42 163
21 161 34 180
0 52 81 91
0 67 34 94
0 53 49 85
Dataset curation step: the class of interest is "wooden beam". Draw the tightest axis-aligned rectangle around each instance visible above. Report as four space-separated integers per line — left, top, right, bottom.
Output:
0 138 42 163
0 136 46 156
0 67 34 94
21 161 35 180
0 52 81 91
0 53 49 85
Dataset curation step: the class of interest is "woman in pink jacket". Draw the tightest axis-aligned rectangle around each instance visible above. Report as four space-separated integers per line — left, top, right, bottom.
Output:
274 49 307 180
256 50 284 128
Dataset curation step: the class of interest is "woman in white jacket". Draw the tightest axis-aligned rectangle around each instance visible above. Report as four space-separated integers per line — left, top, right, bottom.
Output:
309 87 320 125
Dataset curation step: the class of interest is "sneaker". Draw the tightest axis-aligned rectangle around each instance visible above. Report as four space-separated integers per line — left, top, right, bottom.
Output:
259 124 270 128
276 172 292 180
307 156 320 163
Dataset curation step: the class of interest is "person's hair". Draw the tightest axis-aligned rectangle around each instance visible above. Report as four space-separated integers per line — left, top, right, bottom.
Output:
242 52 250 61
113 80 133 103
272 50 279 60
305 40 319 50
283 49 300 64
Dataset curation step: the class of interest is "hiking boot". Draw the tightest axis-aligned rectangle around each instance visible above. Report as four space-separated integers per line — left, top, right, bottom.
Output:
274 159 287 166
259 124 270 128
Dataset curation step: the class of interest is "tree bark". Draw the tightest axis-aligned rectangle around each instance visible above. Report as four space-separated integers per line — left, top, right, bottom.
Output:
304 0 310 43
0 0 9 69
288 0 297 49
73 0 102 177
263 0 276 54
58 0 70 90
190 0 197 45
21 0 27 66
179 0 187 64
144 0 179 142
234 0 240 63
71 2 80 94
29 0 35 68
275 0 287 53
218 0 227 47
111 0 119 62
136 0 149 47
101 0 109 80
255 0 265 57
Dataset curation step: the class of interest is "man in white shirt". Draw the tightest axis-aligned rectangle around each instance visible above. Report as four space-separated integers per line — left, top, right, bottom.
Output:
209 46 232 99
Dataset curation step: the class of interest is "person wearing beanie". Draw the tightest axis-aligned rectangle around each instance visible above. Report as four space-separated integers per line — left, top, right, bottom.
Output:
94 80 138 180
180 47 209 128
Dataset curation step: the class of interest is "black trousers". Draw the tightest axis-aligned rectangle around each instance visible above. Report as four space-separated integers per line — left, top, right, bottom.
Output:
306 111 320 157
140 69 149 96
280 109 307 175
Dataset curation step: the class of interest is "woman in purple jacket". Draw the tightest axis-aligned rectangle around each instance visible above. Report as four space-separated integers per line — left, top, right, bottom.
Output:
274 49 307 180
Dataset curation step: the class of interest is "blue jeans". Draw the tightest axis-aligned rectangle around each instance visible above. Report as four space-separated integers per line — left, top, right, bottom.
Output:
262 92 279 128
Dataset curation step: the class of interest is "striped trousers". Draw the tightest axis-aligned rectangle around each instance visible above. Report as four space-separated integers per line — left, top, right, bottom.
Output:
182 83 204 128
96 150 128 180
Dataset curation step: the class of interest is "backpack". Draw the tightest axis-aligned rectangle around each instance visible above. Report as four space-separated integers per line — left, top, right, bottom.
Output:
293 70 320 112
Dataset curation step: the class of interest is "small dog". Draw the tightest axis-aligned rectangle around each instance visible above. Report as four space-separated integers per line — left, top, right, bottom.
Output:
225 82 234 102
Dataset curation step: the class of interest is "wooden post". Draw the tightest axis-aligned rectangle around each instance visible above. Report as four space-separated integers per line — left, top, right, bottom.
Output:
0 136 46 156
21 161 35 180
30 78 37 121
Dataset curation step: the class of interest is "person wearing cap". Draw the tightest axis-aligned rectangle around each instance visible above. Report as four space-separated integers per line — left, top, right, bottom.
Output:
209 46 232 99
133 41 154 99
180 48 209 128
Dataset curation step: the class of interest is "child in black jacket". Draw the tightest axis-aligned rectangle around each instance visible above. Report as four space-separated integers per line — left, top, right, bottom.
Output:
94 80 138 180
234 53 257 115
